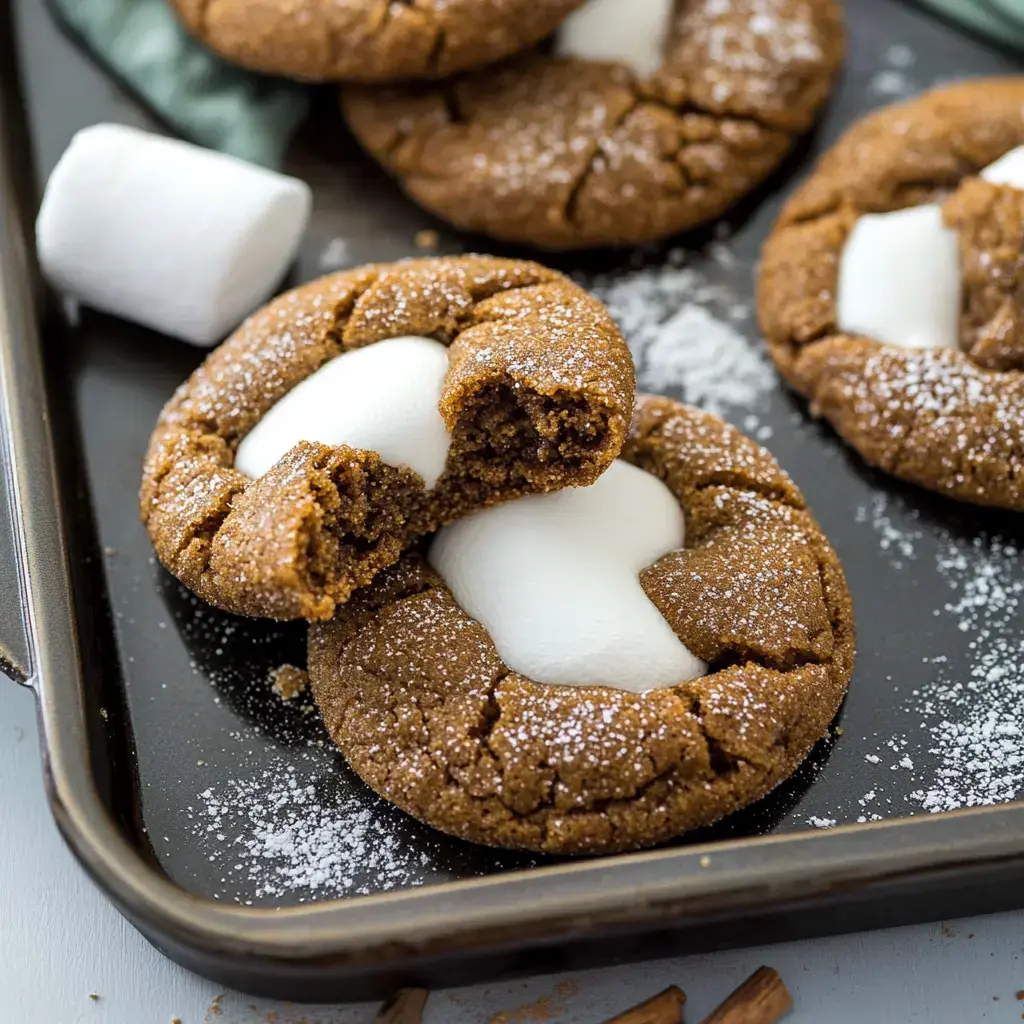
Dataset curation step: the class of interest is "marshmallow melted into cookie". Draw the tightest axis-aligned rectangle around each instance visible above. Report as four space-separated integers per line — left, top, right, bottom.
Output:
837 145 1024 351
234 336 451 485
429 460 706 692
555 0 674 79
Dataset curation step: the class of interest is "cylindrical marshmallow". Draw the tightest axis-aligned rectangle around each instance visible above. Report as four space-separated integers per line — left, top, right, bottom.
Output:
35 123 312 347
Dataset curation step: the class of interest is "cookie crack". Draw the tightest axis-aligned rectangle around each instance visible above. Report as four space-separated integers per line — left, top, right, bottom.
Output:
175 500 235 572
476 669 508 748
378 0 447 78
773 323 839 368
336 273 555 348
707 644 831 676
580 754 690 817
657 95 791 139
691 476 803 511
564 97 643 229
426 23 448 76
626 420 804 513
685 693 763 775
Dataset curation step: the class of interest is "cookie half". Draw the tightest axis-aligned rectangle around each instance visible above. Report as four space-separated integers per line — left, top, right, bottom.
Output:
308 395 854 855
341 0 844 250
168 0 584 82
758 78 1024 509
141 256 635 620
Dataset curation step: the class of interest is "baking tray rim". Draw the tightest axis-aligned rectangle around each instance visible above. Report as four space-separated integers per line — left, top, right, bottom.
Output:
3 44 1024 975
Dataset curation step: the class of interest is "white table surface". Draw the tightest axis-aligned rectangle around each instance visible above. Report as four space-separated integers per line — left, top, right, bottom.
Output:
3 677 1023 1024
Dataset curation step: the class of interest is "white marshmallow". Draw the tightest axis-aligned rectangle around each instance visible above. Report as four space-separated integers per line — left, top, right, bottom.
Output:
981 145 1024 187
555 0 673 79
837 205 961 351
836 144 1024 352
234 336 451 486
36 123 311 347
429 460 706 692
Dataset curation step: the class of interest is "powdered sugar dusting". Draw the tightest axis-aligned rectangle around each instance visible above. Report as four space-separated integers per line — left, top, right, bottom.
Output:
911 536 1024 812
155 579 535 903
854 493 921 568
806 815 837 829
191 754 433 901
588 252 775 417
855 493 1024 815
868 42 920 100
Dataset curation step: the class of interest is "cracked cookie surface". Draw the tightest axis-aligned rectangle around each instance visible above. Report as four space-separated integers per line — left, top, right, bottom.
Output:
169 0 583 82
140 256 635 621
308 395 854 855
758 78 1024 510
341 0 844 250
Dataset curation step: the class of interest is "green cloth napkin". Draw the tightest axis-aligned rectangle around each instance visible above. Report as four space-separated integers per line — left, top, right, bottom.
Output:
914 0 1024 49
46 0 309 168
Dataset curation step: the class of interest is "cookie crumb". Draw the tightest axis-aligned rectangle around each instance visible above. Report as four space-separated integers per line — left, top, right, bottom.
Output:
208 994 223 1016
88 993 100 1001
699 855 712 868
269 664 308 701
103 546 117 556
414 229 439 251
171 1017 182 1023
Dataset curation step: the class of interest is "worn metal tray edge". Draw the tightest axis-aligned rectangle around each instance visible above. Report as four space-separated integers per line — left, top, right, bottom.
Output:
4 27 1024 1002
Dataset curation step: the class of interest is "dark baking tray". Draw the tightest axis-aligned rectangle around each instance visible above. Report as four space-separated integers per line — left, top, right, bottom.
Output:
3 0 1024 1003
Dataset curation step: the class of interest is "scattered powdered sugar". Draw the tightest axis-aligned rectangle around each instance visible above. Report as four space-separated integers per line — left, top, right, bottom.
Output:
855 493 1024 815
868 42 920 100
910 537 1024 812
806 815 837 829
854 493 921 568
587 253 775 417
641 304 772 412
884 44 916 69
190 753 434 901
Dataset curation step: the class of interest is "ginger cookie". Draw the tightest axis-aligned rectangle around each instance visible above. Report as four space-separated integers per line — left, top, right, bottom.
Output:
341 0 844 250
168 0 584 82
140 256 635 621
758 78 1024 510
308 395 854 855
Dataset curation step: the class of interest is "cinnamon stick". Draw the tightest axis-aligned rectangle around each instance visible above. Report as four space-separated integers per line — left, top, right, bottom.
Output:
700 967 792 1024
375 987 429 1024
602 985 686 1024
